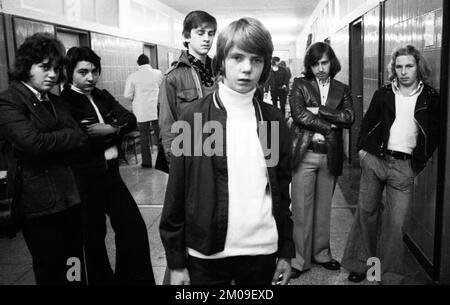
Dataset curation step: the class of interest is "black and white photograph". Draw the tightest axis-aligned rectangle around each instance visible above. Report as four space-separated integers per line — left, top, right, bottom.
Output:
0 0 449 294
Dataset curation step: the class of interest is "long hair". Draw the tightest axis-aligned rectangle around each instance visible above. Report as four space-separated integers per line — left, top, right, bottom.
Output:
10 32 66 83
388 45 431 84
213 17 273 86
303 42 341 79
65 47 101 84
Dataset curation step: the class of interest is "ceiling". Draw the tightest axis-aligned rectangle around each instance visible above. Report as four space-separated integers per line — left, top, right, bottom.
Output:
162 0 320 45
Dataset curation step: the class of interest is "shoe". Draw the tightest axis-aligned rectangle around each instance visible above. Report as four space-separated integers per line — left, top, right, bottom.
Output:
348 272 366 283
312 259 341 270
290 267 309 279
142 164 152 168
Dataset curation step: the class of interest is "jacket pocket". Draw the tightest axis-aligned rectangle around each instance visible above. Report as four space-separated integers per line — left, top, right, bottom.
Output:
20 173 56 215
177 89 198 103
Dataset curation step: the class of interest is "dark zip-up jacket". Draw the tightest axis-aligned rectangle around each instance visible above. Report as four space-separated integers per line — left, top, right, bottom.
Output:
0 82 86 220
61 87 137 171
160 92 294 270
357 83 440 173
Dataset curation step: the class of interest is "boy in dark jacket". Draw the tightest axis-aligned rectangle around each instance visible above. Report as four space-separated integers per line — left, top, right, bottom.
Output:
160 17 294 285
342 45 440 285
61 47 154 285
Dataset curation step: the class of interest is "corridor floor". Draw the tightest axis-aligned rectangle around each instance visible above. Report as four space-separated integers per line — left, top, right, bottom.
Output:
0 151 432 285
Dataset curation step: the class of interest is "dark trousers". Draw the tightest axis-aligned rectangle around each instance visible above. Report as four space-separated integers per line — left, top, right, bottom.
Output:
22 205 86 285
271 89 287 118
138 120 160 167
77 159 155 285
188 254 277 285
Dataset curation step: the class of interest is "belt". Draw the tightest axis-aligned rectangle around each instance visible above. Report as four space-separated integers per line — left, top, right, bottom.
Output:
308 141 327 154
387 150 412 160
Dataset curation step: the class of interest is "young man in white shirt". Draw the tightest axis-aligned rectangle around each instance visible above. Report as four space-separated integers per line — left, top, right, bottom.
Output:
124 54 163 168
342 45 440 284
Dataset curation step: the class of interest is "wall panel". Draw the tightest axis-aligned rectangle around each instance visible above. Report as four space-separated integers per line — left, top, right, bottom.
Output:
13 17 54 48
362 6 380 113
0 14 10 91
91 33 143 110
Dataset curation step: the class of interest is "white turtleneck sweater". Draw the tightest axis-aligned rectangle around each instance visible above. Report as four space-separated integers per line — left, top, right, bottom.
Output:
188 82 278 259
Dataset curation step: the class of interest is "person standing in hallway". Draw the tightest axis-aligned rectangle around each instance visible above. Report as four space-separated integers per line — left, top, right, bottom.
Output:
342 45 439 285
0 33 87 285
289 42 354 279
279 61 292 85
265 56 290 118
160 17 293 285
61 47 155 285
157 10 217 285
124 54 163 168
158 10 217 166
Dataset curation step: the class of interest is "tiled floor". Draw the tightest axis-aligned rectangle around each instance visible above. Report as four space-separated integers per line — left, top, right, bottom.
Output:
0 151 433 285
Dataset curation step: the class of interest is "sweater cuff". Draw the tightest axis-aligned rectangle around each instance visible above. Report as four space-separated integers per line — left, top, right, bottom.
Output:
166 250 187 270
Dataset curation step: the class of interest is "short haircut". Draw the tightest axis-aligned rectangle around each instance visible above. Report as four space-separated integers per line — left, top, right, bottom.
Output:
213 17 273 86
10 32 66 83
388 45 431 84
65 47 101 84
182 10 217 48
137 54 150 66
303 42 341 79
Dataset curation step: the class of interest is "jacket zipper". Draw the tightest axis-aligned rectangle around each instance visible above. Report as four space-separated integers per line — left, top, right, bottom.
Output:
414 109 428 157
367 122 381 136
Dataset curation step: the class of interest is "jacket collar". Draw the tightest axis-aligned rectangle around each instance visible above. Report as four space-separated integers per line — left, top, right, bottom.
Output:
10 81 57 126
308 77 341 109
381 83 433 114
176 50 193 68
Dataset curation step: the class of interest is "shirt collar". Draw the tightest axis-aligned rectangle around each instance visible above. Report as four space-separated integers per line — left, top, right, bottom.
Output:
392 79 424 97
316 77 331 87
21 82 49 101
70 84 92 97
138 64 151 70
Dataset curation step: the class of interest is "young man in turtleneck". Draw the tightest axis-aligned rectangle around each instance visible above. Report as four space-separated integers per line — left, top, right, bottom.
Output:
160 17 294 286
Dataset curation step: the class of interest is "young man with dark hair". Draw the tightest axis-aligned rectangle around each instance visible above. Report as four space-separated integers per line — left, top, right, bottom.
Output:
342 45 439 285
124 54 163 168
61 47 155 285
160 17 293 286
289 42 354 278
0 33 87 284
158 10 217 164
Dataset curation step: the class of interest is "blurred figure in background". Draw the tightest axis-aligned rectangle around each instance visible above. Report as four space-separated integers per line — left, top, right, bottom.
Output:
61 47 154 285
265 56 290 118
124 54 163 168
0 33 86 285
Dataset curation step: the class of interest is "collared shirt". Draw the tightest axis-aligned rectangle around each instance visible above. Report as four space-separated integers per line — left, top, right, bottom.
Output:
187 51 214 87
392 78 424 97
70 85 119 161
21 82 49 101
21 82 54 116
312 77 331 143
316 77 331 105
